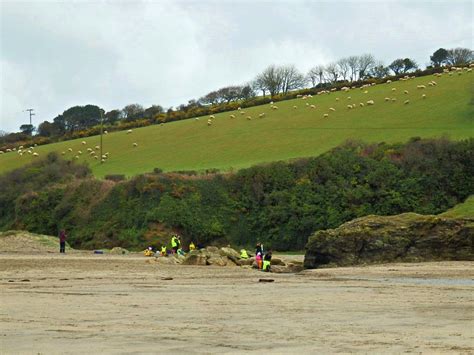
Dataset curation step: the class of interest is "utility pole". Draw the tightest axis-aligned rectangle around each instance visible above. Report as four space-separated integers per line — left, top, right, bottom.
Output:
25 108 35 125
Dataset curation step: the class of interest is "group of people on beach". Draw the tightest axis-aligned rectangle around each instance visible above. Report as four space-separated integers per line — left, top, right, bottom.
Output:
58 230 272 271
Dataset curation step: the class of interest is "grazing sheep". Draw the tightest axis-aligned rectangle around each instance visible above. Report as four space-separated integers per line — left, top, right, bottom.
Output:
230 114 236 118
310 104 316 109
33 152 39 157
246 116 252 120
81 141 86 145
258 113 265 118
78 150 82 155
74 155 79 159
209 115 215 119
240 111 245 115
104 130 108 134
431 80 437 86
60 152 65 156
422 94 426 99
207 120 212 126
468 69 472 72
296 94 302 98
404 90 409 94
329 107 336 112
0 151 3 154
404 100 410 105
347 105 353 109
238 107 241 110
271 106 278 110
94 156 98 160
95 146 100 150
127 129 133 134
330 88 336 92
386 80 392 83
133 143 138 147
68 148 73 152
101 159 106 163
336 98 340 101
19 146 23 149
391 98 397 102
417 85 426 89
270 101 274 105
6 149 11 152
384 97 390 102
366 100 374 105
293 105 298 109
391 88 396 91
323 113 329 118
359 103 365 107
347 96 351 100
12 148 16 151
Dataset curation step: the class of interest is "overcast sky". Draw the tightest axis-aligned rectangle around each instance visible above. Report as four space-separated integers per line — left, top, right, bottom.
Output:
1 0 472 133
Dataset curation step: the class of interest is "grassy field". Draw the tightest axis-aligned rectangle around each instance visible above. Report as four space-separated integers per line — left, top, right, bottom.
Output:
440 195 474 218
1 72 473 178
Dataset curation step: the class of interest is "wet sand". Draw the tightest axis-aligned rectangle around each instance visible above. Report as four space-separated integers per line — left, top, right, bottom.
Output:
0 254 473 354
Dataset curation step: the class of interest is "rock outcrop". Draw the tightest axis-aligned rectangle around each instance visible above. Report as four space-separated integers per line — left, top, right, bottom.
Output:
304 213 474 269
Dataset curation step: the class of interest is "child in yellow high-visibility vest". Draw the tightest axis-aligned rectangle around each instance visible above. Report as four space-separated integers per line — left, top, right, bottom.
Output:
262 250 272 272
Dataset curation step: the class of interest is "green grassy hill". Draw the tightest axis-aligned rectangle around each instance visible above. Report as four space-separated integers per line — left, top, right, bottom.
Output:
1 72 473 178
440 195 474 218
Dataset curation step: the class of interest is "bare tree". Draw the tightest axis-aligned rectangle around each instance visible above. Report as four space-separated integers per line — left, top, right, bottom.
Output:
358 54 376 79
252 74 268 97
336 58 350 81
347 56 359 81
306 65 325 87
280 65 306 93
446 47 473 66
259 65 284 98
324 62 339 84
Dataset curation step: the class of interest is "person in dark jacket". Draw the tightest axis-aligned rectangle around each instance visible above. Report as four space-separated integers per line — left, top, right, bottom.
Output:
255 242 263 256
59 230 67 253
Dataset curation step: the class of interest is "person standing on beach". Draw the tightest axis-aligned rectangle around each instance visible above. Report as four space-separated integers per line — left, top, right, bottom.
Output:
59 230 67 253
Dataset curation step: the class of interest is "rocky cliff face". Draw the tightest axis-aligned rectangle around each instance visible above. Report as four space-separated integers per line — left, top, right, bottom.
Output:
304 213 474 269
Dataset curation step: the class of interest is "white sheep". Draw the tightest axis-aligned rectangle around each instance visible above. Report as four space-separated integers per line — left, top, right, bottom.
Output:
386 80 392 83
94 156 98 160
209 115 215 119
391 88 396 91
258 113 265 118
68 148 73 152
293 105 298 109
237 107 241 110
363 90 368 94
95 146 100 150
422 94 426 99
74 155 79 159
133 143 138 147
336 98 340 101
391 98 397 102
347 96 351 100
417 85 426 89
366 100 375 105
359 103 365 107
6 149 11 152
81 141 86 145
19 145 23 149
404 90 409 94
101 159 106 163
270 101 274 105
240 111 245 115
310 104 316 109
104 130 108 134
329 107 336 112
230 114 236 118
207 120 212 126
347 105 353 109
271 106 278 110
431 80 437 86
246 116 252 120
384 97 390 102
323 113 329 118
404 100 410 105
33 152 39 157
127 129 133 134
61 151 66 155
0 151 3 154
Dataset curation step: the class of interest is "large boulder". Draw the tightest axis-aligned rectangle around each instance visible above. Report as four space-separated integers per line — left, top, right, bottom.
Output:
304 213 474 269
182 253 208 266
207 256 234 266
219 247 241 263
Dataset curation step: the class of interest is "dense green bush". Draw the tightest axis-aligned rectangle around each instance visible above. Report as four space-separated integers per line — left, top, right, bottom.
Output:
1 138 472 250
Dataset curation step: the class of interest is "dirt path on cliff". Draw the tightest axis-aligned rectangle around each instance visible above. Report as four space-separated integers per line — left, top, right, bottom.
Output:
0 254 472 354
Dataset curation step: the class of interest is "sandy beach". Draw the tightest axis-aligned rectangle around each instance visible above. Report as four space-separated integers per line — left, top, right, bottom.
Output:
0 253 473 354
